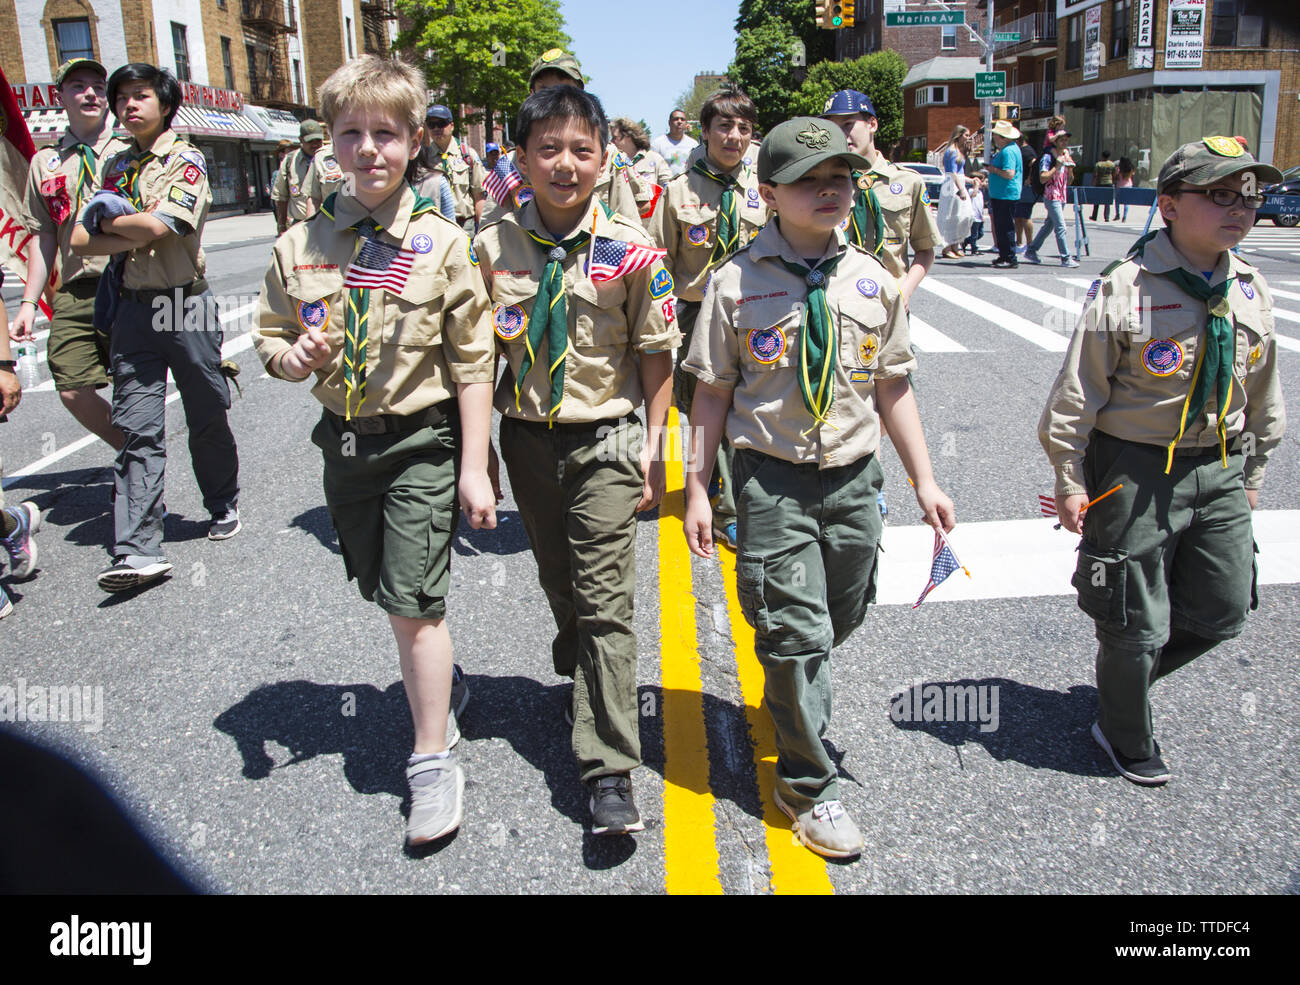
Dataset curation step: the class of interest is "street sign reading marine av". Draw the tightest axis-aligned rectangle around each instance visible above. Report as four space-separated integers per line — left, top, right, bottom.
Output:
886 11 964 26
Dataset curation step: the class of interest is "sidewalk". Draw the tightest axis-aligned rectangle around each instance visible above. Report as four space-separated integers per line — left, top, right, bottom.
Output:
205 209 278 248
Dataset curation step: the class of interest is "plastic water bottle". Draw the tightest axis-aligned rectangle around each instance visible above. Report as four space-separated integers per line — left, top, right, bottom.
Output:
15 342 39 389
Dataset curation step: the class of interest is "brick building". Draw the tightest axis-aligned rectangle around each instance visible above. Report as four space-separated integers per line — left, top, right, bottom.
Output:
992 0 1059 149
1053 0 1295 184
901 56 983 159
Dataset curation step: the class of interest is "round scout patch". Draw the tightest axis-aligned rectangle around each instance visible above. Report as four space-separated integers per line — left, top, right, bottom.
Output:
687 223 709 245
493 303 527 341
856 277 879 298
747 188 760 208
411 233 433 254
45 153 60 172
466 240 479 266
1141 338 1184 377
1209 297 1230 318
1203 136 1244 158
747 326 787 364
1240 280 1255 301
859 334 880 365
514 185 534 207
289 183 300 196
322 158 343 180
541 47 564 61
297 299 329 331
649 268 674 299
889 181 903 195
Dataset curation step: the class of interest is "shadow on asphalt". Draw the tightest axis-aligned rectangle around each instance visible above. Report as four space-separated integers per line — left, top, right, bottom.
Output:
888 677 1110 776
290 505 339 554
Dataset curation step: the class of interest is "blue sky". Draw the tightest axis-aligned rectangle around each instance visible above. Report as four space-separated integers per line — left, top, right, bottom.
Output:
557 0 738 133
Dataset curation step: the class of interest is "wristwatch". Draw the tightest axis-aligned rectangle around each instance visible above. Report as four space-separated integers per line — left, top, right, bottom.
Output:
0 360 17 370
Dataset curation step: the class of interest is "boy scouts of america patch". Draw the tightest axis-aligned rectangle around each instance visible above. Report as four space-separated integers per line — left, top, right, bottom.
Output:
889 181 903 195
747 325 787 364
1240 281 1255 301
1203 136 1244 158
857 278 879 298
1141 338 1184 377
649 269 673 299
795 123 831 149
410 233 433 254
297 299 329 331
687 224 709 245
859 334 879 365
747 188 760 208
515 186 534 207
494 303 527 341
322 157 343 180
465 240 479 265
45 152 61 172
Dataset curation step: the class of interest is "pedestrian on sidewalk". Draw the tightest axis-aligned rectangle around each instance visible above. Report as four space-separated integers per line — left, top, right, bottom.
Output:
1090 150 1117 222
986 120 1023 268
938 126 975 258
1025 130 1078 267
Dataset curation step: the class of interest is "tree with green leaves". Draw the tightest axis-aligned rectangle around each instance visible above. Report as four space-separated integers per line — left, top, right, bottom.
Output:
791 50 909 153
395 0 570 138
728 1 838 134
735 0 834 64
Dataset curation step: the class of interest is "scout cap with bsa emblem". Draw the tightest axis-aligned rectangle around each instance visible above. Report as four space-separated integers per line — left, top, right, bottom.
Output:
299 119 324 142
1157 136 1282 194
55 58 107 85
991 120 1020 140
529 49 584 87
820 89 876 120
758 116 869 184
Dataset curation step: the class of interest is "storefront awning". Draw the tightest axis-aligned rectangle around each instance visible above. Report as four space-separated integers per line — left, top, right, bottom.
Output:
172 106 262 139
243 105 301 143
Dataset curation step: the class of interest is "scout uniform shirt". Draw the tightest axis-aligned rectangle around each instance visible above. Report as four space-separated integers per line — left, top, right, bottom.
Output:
1039 228 1286 498
252 184 494 417
302 143 347 210
482 144 644 228
22 127 131 286
473 201 681 423
649 156 767 303
683 222 914 470
102 131 211 290
631 149 672 191
850 156 940 280
429 136 486 223
272 148 316 225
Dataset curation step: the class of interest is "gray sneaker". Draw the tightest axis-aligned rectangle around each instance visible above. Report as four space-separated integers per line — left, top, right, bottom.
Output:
774 790 865 859
405 754 464 845
97 555 173 592
1 501 41 578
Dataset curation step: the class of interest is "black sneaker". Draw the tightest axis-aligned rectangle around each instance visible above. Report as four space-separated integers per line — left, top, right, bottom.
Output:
1091 722 1171 785
588 774 645 835
97 555 173 592
208 508 241 541
991 257 1018 268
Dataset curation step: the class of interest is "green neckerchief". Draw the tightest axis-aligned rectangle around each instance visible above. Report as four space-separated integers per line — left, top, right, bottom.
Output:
1129 233 1236 471
779 251 844 431
121 151 156 210
330 188 439 419
72 141 97 214
520 222 591 424
849 170 886 258
691 158 739 266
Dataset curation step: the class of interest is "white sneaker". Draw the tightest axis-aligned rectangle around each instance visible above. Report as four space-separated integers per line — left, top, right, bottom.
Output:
405 754 464 845
774 790 865 858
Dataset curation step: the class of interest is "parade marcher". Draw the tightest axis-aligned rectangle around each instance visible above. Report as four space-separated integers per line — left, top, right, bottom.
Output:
11 58 128 455
1091 150 1118 222
252 55 496 846
651 110 699 178
682 117 955 858
302 128 347 212
70 63 241 592
0 284 43 619
821 89 939 305
1025 130 1078 267
648 88 767 550
1040 137 1285 785
410 121 458 221
937 125 975 258
611 116 671 202
422 103 486 232
474 85 678 836
985 120 1023 268
1014 134 1038 250
483 142 501 171
272 119 325 233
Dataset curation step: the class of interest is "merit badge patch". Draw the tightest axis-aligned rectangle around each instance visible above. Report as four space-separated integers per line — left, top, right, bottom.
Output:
168 187 197 210
182 165 201 185
747 188 760 208
747 325 787 365
410 233 433 254
687 223 709 245
856 277 879 298
1086 279 1101 301
850 368 873 384
514 185 534 207
466 240 479 266
1141 338 1185 377
649 268 674 299
661 298 676 324
178 150 207 173
1203 135 1244 158
1240 280 1255 301
297 299 329 331
1249 343 1263 366
889 181 903 195
44 152 60 172
493 303 527 341
859 334 879 365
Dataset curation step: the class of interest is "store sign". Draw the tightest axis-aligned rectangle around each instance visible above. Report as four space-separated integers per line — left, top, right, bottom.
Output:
1165 0 1206 69
1135 0 1155 48
886 11 963 26
1057 0 1104 16
1083 5 1102 80
179 82 244 112
11 84 62 109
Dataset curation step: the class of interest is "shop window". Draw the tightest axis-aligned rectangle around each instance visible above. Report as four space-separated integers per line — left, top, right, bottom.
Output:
172 23 191 81
1211 0 1267 47
1111 0 1130 59
53 18 94 63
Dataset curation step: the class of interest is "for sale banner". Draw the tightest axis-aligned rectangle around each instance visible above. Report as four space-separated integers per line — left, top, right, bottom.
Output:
1165 0 1206 69
1083 5 1102 80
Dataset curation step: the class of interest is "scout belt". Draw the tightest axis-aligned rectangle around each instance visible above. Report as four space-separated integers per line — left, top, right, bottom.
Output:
510 413 637 434
327 399 458 436
120 278 209 304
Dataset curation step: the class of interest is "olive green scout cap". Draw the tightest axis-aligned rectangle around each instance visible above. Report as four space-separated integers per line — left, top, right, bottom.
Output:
1157 136 1281 194
55 58 107 85
529 48 584 87
299 119 325 141
757 117 869 184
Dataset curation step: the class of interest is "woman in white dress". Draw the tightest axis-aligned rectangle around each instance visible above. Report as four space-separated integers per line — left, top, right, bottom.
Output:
937 125 975 258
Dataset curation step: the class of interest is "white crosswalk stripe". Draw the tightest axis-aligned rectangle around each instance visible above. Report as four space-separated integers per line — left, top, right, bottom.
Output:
908 315 968 352
916 278 1069 352
978 275 1084 312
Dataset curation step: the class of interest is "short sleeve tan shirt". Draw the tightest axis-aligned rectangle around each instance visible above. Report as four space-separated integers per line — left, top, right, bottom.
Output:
430 137 485 222
272 149 316 224
302 144 347 209
855 157 940 279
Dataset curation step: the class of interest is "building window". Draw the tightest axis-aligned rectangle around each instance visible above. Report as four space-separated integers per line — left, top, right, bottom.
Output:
221 37 234 90
172 23 191 81
941 24 957 49
53 18 94 63
345 16 354 58
1111 0 1130 59
216 0 225 8
915 86 948 107
293 59 304 105
1043 57 1056 87
1210 0 1267 47
1066 15 1081 70
246 42 258 91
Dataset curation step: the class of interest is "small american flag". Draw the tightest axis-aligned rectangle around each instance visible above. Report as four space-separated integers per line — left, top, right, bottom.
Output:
588 234 666 282
913 529 964 609
483 156 523 205
344 236 415 292
1039 493 1057 517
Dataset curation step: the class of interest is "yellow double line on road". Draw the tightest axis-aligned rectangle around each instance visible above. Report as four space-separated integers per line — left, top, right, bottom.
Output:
658 409 833 895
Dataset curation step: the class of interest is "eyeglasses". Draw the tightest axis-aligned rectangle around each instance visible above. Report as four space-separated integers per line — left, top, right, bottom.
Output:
426 119 452 129
1175 187 1264 210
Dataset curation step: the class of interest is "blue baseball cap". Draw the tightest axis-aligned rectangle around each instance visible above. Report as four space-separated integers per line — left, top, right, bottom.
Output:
425 104 453 123
821 89 876 119
485 142 500 153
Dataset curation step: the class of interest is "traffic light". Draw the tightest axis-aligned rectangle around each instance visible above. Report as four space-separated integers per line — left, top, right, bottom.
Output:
814 1 830 28
992 101 1020 122
829 2 844 27
841 0 855 27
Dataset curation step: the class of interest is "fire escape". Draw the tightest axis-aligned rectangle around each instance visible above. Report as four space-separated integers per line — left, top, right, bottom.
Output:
242 0 298 108
360 0 398 57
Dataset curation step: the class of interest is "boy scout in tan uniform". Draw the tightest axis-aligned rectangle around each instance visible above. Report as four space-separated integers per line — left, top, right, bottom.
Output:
473 85 679 835
683 118 955 858
272 120 325 232
422 104 486 230
1040 137 1286 786
302 138 348 211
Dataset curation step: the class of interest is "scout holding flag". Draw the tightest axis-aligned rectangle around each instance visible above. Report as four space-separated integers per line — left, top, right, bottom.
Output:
1040 137 1286 786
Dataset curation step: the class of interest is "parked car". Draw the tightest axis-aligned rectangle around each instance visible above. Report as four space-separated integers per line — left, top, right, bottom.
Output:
1260 170 1299 227
899 163 943 206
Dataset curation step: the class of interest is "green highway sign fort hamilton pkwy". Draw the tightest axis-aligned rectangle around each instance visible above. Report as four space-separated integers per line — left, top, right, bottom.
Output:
974 72 1006 99
885 11 964 26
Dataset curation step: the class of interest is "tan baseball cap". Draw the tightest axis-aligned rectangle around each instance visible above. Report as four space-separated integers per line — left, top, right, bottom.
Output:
56 58 107 86
1157 136 1281 194
529 48 584 88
